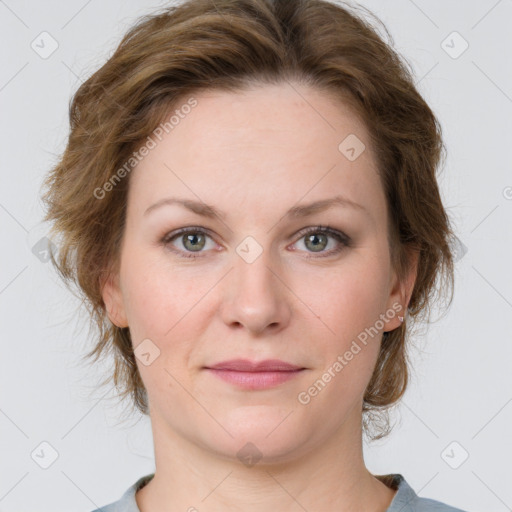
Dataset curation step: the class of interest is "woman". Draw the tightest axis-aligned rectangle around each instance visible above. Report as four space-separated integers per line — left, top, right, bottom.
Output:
41 0 467 510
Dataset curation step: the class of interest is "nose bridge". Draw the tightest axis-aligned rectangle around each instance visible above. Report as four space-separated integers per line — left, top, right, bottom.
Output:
220 235 290 333
235 243 275 293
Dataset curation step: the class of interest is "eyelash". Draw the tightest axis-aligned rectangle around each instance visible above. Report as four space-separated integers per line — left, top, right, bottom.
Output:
160 225 351 260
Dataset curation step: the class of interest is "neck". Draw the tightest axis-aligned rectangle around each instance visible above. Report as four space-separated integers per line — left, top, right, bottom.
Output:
135 406 396 512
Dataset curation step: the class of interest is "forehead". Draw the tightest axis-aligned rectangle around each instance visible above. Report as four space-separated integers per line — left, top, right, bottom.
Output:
167 82 370 150
128 82 386 225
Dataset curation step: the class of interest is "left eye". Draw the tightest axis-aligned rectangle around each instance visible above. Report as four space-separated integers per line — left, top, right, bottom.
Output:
291 226 351 258
161 225 350 259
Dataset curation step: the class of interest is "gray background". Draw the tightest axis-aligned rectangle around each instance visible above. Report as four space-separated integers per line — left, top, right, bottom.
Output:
1 0 511 510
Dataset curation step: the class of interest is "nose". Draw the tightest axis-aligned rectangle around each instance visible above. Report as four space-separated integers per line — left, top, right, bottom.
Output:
219 246 292 336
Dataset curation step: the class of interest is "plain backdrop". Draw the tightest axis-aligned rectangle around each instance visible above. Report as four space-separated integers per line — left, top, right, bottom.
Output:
1 0 511 511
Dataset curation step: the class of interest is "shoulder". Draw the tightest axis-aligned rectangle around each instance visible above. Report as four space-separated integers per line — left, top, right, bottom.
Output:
88 474 154 512
383 474 470 512
90 472 470 512
413 497 469 512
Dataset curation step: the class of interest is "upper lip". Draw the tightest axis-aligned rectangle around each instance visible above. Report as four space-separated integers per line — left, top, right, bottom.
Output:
205 359 304 372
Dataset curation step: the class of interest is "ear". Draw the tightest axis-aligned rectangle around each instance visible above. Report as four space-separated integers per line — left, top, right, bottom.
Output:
384 246 419 332
100 270 129 328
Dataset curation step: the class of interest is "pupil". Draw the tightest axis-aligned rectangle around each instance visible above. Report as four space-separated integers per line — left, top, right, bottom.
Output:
185 233 204 251
307 233 326 252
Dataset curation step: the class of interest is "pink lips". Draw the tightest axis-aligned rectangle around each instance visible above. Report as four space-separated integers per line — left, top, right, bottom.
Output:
204 359 305 390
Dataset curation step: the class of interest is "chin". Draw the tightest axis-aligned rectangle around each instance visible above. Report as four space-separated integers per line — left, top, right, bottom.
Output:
197 407 314 466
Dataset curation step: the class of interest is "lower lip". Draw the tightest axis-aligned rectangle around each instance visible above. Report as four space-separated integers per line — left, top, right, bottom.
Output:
205 369 304 390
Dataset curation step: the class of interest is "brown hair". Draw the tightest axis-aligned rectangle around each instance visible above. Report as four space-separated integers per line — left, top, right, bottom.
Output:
41 0 455 440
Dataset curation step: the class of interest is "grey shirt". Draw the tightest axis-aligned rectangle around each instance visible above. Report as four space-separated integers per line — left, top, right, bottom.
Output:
90 473 469 511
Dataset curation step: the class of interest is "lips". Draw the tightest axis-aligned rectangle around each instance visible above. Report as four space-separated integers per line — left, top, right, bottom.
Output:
205 359 304 372
204 359 306 390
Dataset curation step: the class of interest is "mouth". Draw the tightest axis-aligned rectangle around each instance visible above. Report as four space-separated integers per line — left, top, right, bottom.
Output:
203 359 306 390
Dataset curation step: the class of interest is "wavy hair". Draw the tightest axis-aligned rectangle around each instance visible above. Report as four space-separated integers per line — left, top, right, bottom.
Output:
41 0 455 440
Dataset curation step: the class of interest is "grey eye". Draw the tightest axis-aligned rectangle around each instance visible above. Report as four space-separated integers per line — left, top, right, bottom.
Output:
304 232 328 252
181 232 206 251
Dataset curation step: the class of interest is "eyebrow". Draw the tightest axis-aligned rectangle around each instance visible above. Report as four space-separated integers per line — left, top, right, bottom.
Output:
143 194 368 219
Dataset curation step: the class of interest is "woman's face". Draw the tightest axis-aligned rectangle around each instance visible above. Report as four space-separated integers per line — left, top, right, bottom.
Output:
103 82 411 463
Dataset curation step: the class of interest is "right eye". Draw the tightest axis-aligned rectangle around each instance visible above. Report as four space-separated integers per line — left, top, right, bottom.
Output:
161 227 217 258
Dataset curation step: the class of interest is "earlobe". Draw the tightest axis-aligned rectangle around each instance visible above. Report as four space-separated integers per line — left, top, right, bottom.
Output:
401 247 420 312
385 247 420 331
100 272 129 328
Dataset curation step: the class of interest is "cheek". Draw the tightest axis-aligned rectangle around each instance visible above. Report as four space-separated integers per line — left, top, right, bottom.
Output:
119 246 201 337
121 273 171 341
295 254 390 401
298 266 387 411
118 255 200 395
299 256 389 339
118 247 218 382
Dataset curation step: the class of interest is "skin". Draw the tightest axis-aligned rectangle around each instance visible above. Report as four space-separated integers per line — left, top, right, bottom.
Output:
102 81 418 512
